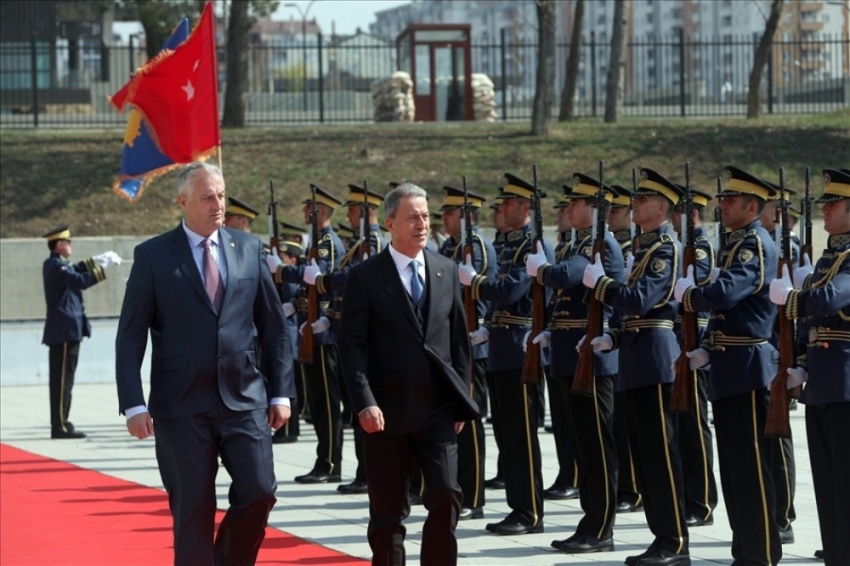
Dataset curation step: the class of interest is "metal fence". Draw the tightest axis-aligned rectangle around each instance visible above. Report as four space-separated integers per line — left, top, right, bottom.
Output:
1 32 847 128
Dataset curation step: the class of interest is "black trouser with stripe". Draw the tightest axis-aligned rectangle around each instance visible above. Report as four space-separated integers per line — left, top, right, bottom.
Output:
676 369 718 522
546 371 579 491
485 370 504 482
457 358 487 510
769 423 796 531
562 374 618 540
806 402 850 566
491 369 543 526
713 389 782 566
613 387 642 507
625 383 689 554
303 344 343 475
48 341 80 434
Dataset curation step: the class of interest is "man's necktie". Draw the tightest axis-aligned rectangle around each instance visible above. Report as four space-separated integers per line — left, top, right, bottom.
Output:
409 259 424 306
202 238 223 311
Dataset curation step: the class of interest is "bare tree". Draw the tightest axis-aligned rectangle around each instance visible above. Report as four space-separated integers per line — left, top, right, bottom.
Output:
558 0 585 121
747 0 784 119
604 0 627 123
531 0 557 136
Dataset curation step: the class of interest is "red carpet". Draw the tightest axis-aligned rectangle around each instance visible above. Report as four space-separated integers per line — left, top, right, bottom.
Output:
0 444 366 565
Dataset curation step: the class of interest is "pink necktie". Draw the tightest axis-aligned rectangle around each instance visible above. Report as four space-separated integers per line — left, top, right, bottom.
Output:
202 238 223 311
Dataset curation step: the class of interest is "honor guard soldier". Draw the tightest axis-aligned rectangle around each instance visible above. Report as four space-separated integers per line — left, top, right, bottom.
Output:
439 185 497 520
770 168 850 566
583 168 690 566
606 182 644 513
308 184 386 495
675 166 782 566
42 225 122 438
458 173 554 535
278 220 309 421
267 185 345 483
670 186 719 527
279 220 306 245
763 184 801 266
528 175 624 553
336 223 354 248
223 197 260 232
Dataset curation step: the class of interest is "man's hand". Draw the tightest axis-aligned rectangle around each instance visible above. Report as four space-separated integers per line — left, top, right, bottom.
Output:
674 265 695 303
709 267 721 284
769 264 793 305
577 333 613 352
359 406 385 433
268 405 291 430
303 259 321 285
793 253 813 290
525 242 547 277
454 421 465 435
522 330 530 353
311 316 330 334
266 252 282 272
787 367 808 389
282 302 296 318
126 412 154 439
458 253 477 286
625 254 635 276
532 330 551 348
582 253 605 289
93 251 123 269
469 327 489 345
685 348 709 370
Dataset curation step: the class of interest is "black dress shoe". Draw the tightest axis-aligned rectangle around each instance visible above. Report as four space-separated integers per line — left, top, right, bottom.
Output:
408 492 424 506
557 534 614 553
485 513 515 533
625 544 659 566
294 470 342 484
458 506 484 520
684 514 714 527
616 500 641 513
484 477 505 490
778 526 794 544
814 549 824 560
494 518 543 535
51 429 86 439
544 485 579 500
337 479 368 494
635 548 691 566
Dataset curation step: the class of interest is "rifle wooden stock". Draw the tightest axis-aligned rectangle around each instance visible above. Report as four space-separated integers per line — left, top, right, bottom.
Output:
670 245 698 413
572 239 606 395
521 271 545 384
298 246 318 364
765 258 797 438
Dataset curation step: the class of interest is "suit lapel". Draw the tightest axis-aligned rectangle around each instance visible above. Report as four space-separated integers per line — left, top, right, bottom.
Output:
219 228 238 312
375 248 423 335
170 225 217 314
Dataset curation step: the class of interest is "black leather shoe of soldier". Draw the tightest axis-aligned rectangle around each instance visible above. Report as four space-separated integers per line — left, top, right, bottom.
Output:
484 476 505 490
557 534 614 553
458 506 484 521
544 485 579 500
51 429 86 439
337 479 368 494
294 469 342 484
493 518 543 535
635 548 691 566
685 514 714 527
778 526 794 544
814 549 824 560
485 512 516 533
616 500 641 513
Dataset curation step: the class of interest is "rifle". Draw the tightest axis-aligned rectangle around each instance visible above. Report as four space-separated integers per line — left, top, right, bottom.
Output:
462 175 478 336
801 167 812 266
268 181 280 254
359 180 371 260
521 164 545 385
670 162 697 413
573 161 608 396
715 178 726 251
630 167 641 254
766 167 799 438
298 185 319 364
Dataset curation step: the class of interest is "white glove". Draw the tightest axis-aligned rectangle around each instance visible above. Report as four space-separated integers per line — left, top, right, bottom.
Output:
522 330 530 353
625 254 635 276
532 330 551 348
787 367 808 389
590 334 613 351
93 251 122 268
525 242 547 277
266 252 282 272
769 264 793 305
282 302 296 318
709 267 721 284
303 258 320 285
674 265 695 303
458 253 477 287
469 327 489 345
685 348 709 370
793 253 813 290
582 253 605 289
311 316 330 334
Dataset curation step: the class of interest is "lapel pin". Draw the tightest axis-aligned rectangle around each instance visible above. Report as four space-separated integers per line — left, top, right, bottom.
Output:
230 242 235 248
437 271 442 278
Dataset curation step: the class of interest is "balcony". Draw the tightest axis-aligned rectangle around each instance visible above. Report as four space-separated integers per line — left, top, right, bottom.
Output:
799 59 826 70
799 2 823 12
800 21 824 32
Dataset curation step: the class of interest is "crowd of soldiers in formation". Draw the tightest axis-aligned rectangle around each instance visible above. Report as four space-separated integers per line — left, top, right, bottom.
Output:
223 165 850 566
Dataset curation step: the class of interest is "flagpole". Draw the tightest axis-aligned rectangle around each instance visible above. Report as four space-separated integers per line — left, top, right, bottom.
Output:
207 0 222 168
217 146 223 172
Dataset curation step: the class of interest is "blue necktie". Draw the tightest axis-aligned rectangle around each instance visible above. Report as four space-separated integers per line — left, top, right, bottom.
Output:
409 260 424 306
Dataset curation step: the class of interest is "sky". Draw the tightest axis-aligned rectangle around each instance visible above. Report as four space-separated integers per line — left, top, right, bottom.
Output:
272 0 412 36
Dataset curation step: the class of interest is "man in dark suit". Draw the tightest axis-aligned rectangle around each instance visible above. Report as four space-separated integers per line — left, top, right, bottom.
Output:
115 162 295 566
338 183 479 566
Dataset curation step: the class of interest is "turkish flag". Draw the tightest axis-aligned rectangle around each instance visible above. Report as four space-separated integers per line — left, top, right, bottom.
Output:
110 1 220 164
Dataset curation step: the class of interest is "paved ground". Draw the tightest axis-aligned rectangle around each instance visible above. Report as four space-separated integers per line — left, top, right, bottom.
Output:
0 379 824 565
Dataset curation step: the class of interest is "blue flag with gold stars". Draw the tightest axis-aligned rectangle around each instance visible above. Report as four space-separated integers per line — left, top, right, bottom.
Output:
112 19 189 201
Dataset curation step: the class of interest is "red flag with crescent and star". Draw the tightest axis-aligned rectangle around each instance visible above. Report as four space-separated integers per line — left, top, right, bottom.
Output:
110 1 220 165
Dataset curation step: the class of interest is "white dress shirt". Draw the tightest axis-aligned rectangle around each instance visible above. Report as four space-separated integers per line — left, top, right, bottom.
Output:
388 243 426 300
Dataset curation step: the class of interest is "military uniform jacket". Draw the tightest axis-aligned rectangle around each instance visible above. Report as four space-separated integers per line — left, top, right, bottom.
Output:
539 228 624 378
682 219 778 400
675 225 715 343
614 229 634 267
787 232 850 404
471 224 554 372
42 253 105 345
593 223 682 391
275 225 344 346
441 227 498 361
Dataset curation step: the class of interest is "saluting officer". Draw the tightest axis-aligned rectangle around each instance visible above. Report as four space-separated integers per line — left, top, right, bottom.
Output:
670 186 719 528
675 166 782 566
267 186 346 484
458 174 554 535
770 168 850 566
308 184 386 495
439 185 497 520
528 175 624 553
583 168 690 566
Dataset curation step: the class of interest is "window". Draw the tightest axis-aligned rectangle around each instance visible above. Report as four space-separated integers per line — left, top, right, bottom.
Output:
648 48 655 59
647 13 653 24
723 53 733 65
722 15 732 27
672 8 682 19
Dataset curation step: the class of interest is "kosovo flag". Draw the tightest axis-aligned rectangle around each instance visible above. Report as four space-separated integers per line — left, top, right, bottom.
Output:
112 19 189 201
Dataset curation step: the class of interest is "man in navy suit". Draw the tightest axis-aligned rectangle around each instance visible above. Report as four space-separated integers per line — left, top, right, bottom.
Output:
115 162 295 565
339 183 478 566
